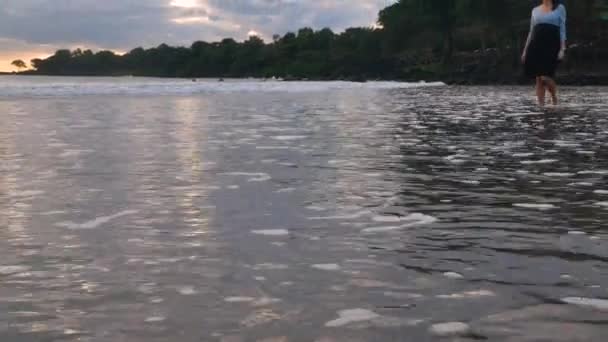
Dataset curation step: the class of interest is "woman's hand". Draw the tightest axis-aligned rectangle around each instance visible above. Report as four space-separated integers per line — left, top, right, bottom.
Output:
558 49 566 61
521 52 527 64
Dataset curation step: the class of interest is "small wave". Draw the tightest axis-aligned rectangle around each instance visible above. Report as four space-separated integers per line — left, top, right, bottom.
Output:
0 76 446 98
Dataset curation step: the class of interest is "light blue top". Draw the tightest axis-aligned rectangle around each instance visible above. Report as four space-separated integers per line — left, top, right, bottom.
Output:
530 4 567 42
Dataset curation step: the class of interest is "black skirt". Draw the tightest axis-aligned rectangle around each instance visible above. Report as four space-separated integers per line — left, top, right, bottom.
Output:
524 23 561 78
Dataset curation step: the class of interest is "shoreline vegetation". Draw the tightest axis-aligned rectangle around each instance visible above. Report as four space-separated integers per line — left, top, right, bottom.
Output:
10 0 608 85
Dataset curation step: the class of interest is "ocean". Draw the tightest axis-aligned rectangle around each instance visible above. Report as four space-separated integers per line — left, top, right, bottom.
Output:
1 76 607 341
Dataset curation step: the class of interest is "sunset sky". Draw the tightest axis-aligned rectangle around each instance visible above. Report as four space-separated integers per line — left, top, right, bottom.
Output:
0 0 393 71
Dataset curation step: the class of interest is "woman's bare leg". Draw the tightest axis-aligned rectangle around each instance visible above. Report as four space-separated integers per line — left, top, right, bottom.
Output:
535 77 545 106
543 76 558 105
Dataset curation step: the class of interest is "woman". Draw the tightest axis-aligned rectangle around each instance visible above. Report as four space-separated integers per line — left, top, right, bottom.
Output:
522 0 567 105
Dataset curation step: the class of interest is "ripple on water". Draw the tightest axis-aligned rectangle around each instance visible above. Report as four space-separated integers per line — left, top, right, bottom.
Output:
55 210 138 229
521 159 558 165
513 203 557 210
362 213 438 233
561 297 608 310
0 266 31 275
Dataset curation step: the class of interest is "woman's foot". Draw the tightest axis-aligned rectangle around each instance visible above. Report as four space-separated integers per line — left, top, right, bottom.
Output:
541 76 558 105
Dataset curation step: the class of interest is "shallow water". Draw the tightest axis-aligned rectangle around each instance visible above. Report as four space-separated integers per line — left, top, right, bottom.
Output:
1 77 607 341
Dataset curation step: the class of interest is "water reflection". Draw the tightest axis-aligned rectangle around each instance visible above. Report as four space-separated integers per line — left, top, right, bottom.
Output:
0 85 607 341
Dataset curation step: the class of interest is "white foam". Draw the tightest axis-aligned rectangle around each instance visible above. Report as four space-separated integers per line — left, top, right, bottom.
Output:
362 213 437 233
40 210 67 216
372 216 402 223
325 309 380 327
55 210 138 229
224 297 256 303
305 205 326 211
561 297 608 310
309 210 371 220
569 182 594 187
145 316 166 323
513 203 556 210
578 170 608 175
543 172 575 177
251 229 289 236
311 264 341 271
443 272 464 279
226 172 271 182
252 263 289 270
252 297 281 306
594 190 608 195
0 78 446 98
437 290 495 299
568 231 587 235
512 153 534 158
273 135 307 141
596 202 608 208
255 146 291 150
63 329 82 335
429 322 471 336
521 159 558 165
177 286 197 295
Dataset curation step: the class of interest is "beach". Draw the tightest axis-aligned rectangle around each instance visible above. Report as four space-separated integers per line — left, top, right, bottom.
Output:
1 76 607 341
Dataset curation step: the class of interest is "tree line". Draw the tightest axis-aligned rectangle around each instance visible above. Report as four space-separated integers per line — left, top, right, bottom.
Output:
15 0 608 82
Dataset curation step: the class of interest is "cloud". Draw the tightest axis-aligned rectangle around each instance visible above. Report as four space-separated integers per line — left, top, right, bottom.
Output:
0 0 393 70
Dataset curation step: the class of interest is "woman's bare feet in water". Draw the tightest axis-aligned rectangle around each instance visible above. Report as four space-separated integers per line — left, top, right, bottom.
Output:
541 76 558 105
